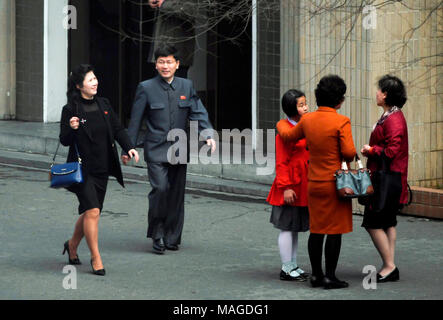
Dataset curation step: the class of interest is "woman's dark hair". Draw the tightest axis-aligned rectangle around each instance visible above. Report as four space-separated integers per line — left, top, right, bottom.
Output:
281 89 305 117
378 74 407 108
67 64 94 105
154 43 180 61
314 74 347 108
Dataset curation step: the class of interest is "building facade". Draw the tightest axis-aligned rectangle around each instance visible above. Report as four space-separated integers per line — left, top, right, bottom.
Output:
0 0 441 187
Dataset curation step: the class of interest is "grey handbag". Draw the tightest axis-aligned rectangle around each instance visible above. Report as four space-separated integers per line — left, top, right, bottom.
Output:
335 155 374 198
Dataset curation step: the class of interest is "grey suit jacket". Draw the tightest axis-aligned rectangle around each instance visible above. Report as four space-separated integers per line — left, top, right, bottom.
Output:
126 75 213 163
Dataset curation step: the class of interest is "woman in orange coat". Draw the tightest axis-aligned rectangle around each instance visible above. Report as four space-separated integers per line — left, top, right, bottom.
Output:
267 89 310 282
276 75 356 289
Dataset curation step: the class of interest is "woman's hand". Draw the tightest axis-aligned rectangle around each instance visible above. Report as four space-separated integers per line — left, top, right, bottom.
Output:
122 149 139 165
361 144 371 157
284 189 297 205
69 117 79 130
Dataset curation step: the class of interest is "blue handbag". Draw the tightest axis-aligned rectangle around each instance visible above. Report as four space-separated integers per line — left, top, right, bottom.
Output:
50 142 83 188
335 155 374 198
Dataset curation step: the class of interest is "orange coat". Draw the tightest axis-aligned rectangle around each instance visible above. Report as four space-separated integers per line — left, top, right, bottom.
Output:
267 120 309 207
276 107 356 234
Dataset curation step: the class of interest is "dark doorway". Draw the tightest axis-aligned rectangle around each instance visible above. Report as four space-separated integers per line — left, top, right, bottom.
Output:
209 12 252 130
68 0 252 130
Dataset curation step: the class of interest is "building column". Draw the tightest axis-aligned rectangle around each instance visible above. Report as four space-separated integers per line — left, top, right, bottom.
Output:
43 0 68 122
0 0 16 120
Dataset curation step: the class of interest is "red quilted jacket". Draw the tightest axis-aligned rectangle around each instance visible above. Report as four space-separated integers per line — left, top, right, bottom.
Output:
367 110 409 204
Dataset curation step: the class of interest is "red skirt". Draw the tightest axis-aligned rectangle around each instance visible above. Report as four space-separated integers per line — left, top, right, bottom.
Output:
307 181 353 234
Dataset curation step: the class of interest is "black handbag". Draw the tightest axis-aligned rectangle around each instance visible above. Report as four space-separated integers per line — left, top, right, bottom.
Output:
335 155 374 199
362 154 402 212
49 142 83 188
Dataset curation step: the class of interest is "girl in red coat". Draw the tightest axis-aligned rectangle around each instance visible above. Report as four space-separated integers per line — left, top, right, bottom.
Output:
361 75 409 283
267 89 310 281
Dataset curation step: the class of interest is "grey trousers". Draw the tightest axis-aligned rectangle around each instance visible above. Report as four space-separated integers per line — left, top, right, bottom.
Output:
147 163 187 245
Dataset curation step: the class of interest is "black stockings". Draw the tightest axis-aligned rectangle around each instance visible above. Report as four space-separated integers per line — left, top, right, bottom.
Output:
308 233 342 279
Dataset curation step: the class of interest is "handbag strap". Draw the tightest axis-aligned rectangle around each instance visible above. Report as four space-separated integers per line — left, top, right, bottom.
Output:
340 154 364 171
51 142 81 167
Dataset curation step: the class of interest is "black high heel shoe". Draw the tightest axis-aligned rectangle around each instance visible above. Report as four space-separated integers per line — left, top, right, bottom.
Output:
377 267 399 283
90 259 106 276
62 240 81 265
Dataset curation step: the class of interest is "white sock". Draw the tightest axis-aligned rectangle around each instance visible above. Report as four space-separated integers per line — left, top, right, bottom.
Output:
278 231 293 266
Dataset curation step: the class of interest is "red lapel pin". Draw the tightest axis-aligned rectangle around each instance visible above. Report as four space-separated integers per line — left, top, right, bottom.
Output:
104 111 108 115
180 96 186 100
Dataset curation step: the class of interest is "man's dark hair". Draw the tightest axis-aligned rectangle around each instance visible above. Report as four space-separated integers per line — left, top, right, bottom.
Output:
378 74 407 108
154 43 180 61
282 89 305 117
314 74 347 108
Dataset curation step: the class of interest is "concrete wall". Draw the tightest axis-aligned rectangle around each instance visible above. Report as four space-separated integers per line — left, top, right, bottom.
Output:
43 0 68 122
16 0 44 121
256 0 280 130
15 0 68 123
370 0 443 188
0 0 16 120
280 0 442 188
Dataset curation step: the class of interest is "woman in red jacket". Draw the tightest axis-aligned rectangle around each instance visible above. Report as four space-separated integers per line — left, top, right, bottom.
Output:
267 89 310 281
361 75 408 283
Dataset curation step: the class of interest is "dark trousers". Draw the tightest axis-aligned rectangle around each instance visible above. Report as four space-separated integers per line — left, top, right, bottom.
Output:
147 163 187 245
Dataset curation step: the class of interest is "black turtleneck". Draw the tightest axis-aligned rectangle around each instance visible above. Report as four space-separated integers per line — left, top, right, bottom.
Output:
79 97 110 176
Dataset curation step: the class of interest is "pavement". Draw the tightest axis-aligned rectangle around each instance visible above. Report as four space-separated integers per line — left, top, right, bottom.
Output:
0 162 442 300
0 120 442 301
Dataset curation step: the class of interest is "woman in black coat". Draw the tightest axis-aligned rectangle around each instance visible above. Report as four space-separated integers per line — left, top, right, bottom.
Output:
60 64 139 276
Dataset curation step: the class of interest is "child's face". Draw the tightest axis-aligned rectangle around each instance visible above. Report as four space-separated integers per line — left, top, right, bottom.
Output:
296 96 309 116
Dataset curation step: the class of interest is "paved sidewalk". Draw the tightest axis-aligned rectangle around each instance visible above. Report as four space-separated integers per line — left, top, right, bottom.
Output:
0 163 442 300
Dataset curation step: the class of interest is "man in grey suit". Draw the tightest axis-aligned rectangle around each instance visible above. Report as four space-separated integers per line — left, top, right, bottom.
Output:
122 43 216 254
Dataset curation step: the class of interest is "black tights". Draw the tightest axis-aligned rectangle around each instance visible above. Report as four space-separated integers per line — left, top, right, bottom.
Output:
308 233 342 279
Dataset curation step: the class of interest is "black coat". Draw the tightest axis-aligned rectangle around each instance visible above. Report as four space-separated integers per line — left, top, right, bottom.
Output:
59 97 133 188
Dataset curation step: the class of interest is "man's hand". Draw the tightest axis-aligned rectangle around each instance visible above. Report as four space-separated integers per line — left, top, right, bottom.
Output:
122 149 140 165
206 138 216 153
148 0 164 8
284 189 297 205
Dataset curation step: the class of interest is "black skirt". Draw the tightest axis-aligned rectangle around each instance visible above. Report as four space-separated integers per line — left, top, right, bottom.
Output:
69 174 109 215
270 205 309 232
361 204 403 229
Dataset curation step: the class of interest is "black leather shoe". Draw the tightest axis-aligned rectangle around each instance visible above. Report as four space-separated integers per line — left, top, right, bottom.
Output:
377 267 399 283
280 270 306 282
294 267 310 279
153 238 165 254
310 275 325 288
164 242 179 251
62 240 81 265
90 259 106 276
323 276 349 289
